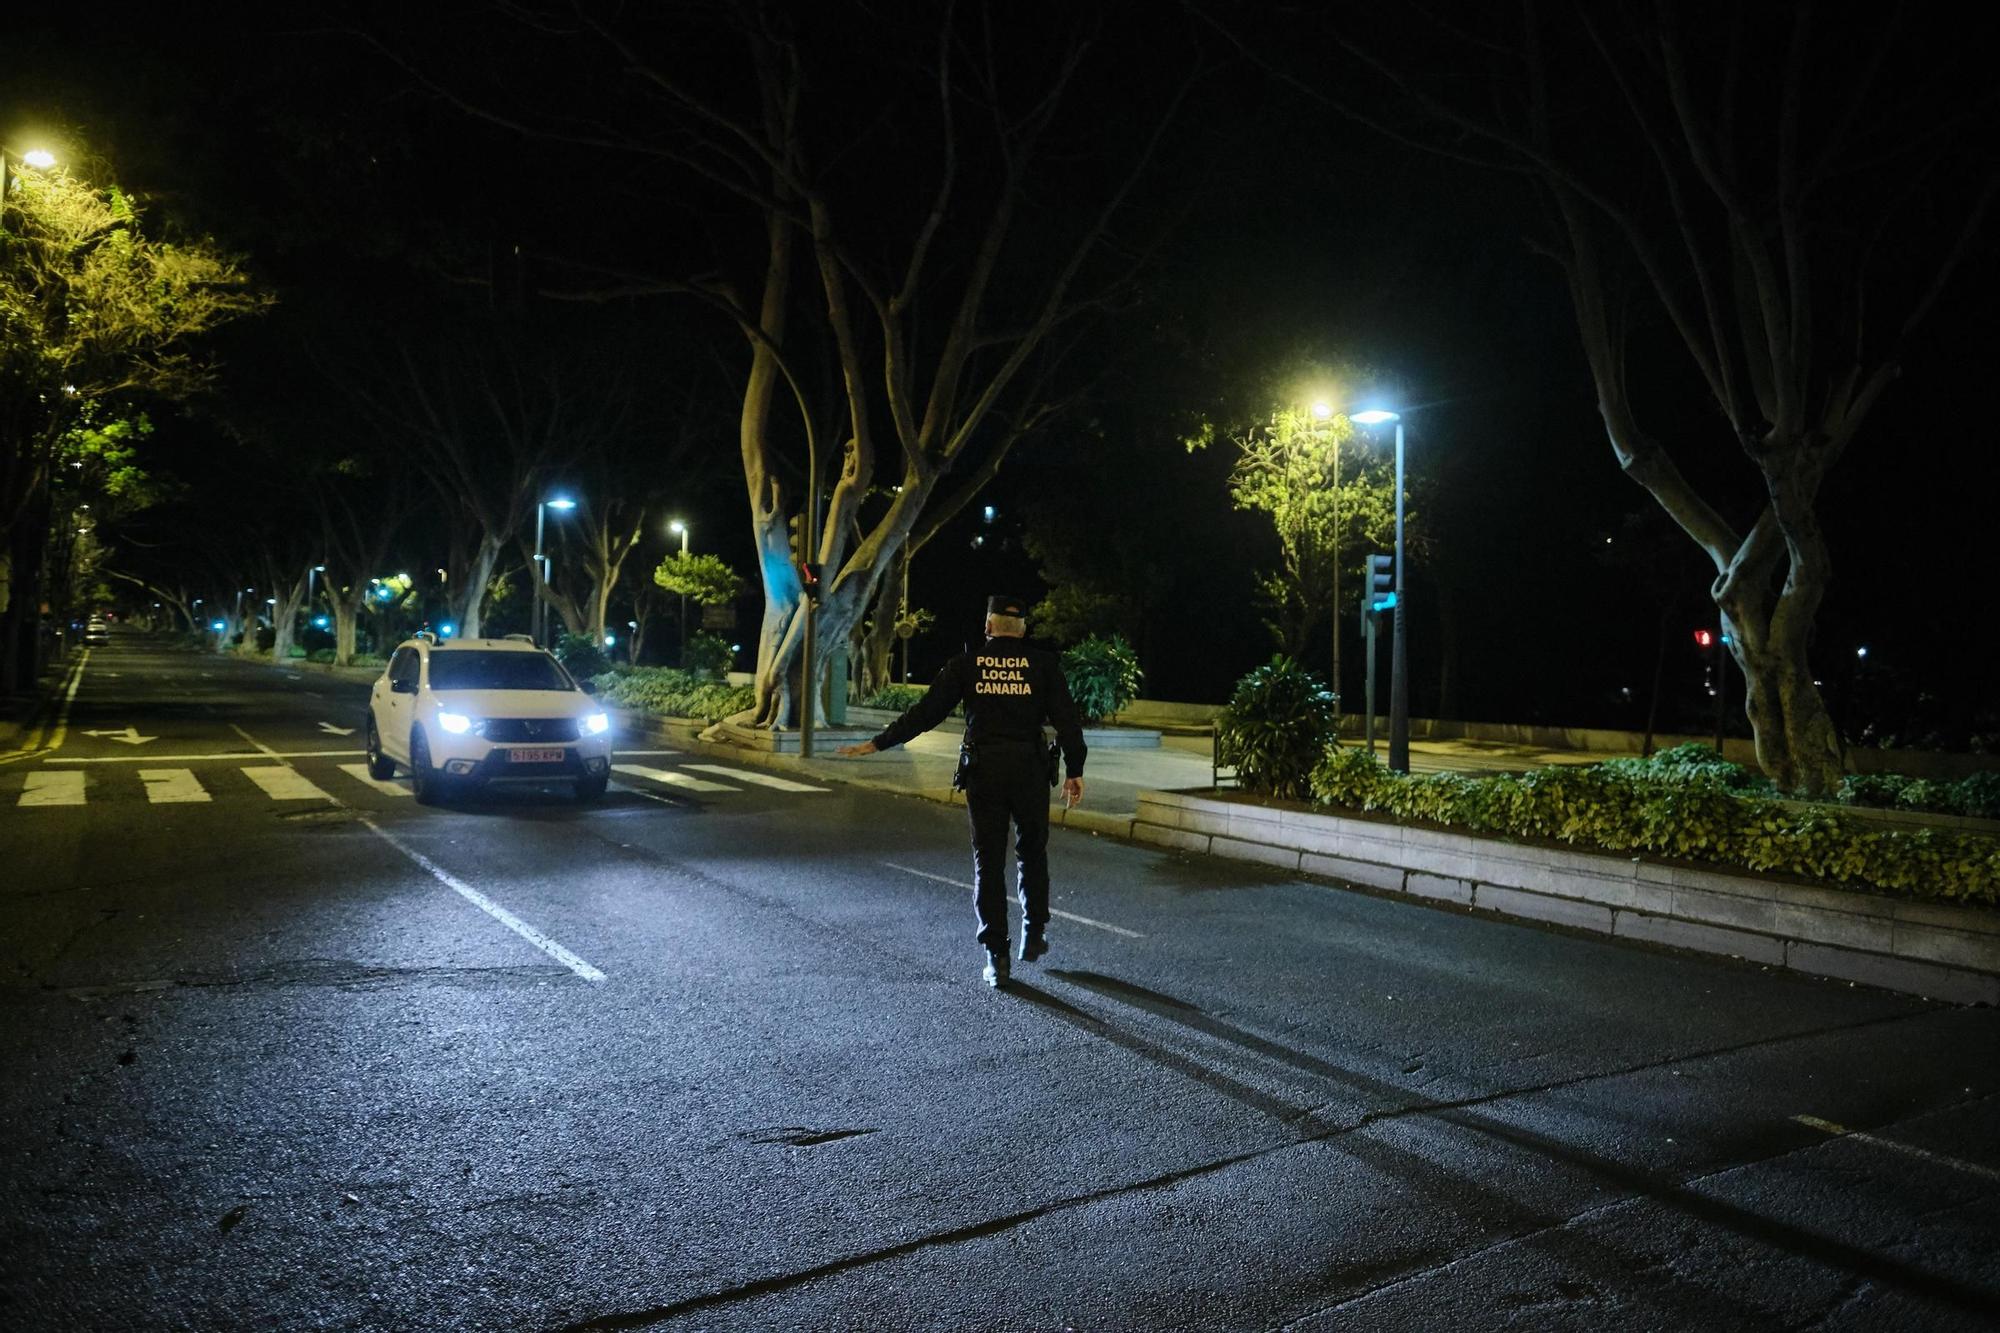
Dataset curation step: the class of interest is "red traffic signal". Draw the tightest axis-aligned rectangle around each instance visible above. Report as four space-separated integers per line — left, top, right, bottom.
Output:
1692 629 1715 648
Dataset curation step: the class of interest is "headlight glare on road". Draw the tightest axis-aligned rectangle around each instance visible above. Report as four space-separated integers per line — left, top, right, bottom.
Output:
437 711 475 734
583 712 610 736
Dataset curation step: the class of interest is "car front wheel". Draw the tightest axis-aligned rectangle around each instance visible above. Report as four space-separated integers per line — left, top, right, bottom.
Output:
411 729 453 806
366 716 395 780
575 771 609 802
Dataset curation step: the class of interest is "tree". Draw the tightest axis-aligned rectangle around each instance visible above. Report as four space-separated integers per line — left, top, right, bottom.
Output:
1269 6 1998 792
331 309 636 639
0 158 266 688
1196 405 1405 670
393 4 1205 728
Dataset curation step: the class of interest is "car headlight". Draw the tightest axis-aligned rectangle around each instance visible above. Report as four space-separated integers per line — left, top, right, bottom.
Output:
437 711 475 735
583 712 610 736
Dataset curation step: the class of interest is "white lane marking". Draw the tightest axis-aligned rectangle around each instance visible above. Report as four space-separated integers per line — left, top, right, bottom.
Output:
46 649 91 751
19 771 87 806
361 819 607 983
882 862 1146 938
614 764 738 793
338 763 411 797
318 722 357 736
1792 1115 2000 1184
139 769 210 804
241 766 334 802
229 724 604 983
616 749 682 757
50 750 366 764
684 763 829 793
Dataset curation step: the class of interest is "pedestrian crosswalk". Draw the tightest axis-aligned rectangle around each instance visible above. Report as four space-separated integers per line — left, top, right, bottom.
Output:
11 758 829 808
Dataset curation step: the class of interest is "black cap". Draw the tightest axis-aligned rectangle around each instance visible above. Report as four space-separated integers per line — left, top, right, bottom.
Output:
986 594 1028 618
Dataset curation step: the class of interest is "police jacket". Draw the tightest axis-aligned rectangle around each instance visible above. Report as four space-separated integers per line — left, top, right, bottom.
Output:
871 636 1088 778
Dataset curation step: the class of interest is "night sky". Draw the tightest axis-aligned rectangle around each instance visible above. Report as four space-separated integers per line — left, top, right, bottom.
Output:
10 1 1995 743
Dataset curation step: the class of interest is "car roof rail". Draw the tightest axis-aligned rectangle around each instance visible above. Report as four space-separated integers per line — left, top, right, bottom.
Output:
413 630 438 645
503 633 535 644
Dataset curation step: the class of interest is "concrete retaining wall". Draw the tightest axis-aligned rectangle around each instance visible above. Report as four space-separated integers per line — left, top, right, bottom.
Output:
1130 789 2000 1005
1111 698 1987 781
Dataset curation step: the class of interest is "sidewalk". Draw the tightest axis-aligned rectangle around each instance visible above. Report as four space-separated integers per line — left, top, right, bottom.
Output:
609 709 1608 835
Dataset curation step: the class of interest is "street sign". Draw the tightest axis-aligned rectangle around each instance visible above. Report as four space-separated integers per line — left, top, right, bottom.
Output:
701 604 734 629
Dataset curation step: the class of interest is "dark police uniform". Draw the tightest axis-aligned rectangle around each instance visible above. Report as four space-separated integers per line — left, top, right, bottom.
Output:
869 596 1087 972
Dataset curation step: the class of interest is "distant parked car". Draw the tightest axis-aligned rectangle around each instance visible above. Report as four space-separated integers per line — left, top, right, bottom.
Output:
83 620 110 645
365 633 613 805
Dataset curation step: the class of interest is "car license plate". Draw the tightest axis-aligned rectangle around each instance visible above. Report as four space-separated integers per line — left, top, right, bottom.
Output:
507 747 567 764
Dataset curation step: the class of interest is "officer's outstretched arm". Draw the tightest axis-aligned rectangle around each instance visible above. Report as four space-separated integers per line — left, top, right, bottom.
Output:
842 658 965 756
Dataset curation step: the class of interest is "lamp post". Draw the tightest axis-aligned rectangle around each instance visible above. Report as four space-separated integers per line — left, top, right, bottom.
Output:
0 146 58 230
533 496 577 649
668 519 689 665
1352 410 1409 772
1310 400 1342 721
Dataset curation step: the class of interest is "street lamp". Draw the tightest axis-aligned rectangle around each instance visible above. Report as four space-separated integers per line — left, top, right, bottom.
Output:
667 519 690 663
1308 400 1344 717
306 564 325 637
533 496 578 649
1351 409 1410 773
0 146 57 230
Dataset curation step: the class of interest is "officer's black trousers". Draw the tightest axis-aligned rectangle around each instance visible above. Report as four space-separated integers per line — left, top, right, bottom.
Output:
963 742 1050 951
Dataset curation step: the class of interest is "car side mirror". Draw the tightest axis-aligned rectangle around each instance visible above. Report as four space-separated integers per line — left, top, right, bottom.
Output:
579 680 598 696
391 678 416 695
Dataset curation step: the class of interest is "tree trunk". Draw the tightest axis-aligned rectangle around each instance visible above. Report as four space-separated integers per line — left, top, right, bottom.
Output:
453 534 503 639
333 595 361 666
859 547 904 697
268 573 308 665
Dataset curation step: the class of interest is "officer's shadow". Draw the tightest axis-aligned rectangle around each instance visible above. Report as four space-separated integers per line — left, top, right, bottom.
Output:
999 969 1361 1122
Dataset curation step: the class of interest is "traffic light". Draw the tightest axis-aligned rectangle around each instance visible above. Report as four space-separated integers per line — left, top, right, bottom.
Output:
1693 628 1715 649
798 561 823 603
1365 553 1395 613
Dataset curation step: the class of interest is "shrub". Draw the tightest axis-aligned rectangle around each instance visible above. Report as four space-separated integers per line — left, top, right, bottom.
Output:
682 631 734 680
1216 655 1339 800
285 643 308 659
1601 742 1768 793
1950 772 2000 821
307 648 336 664
590 667 754 722
1060 635 1143 725
1838 773 1911 809
864 683 926 711
350 653 386 669
554 632 612 681
1838 770 2000 821
1307 749 2000 907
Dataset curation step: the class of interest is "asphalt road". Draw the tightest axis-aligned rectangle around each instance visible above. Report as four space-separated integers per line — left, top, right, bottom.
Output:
4 634 1997 1331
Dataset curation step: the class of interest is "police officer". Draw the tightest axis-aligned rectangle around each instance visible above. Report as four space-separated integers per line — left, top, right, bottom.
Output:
838 594 1086 988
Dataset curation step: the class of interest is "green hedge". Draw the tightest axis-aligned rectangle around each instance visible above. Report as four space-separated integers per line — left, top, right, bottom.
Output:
1308 747 1999 907
1839 770 2000 822
591 667 754 723
863 683 927 711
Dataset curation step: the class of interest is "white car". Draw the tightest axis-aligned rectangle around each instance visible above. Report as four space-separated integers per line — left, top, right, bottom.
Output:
365 634 613 804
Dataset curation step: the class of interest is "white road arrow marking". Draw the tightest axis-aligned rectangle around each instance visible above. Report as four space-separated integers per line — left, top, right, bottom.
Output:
81 727 155 746
318 722 357 736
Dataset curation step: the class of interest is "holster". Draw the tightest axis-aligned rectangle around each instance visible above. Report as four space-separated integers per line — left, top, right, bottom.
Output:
952 742 977 792
1045 739 1061 789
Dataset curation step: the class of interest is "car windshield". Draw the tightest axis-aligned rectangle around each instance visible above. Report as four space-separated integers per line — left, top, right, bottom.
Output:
427 651 572 692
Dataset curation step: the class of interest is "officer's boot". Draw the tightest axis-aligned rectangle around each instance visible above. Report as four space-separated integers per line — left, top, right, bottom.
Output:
1019 929 1048 963
982 949 1011 989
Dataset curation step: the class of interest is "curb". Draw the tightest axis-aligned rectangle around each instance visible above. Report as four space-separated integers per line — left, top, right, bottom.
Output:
0 650 86 764
1131 789 2000 1006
